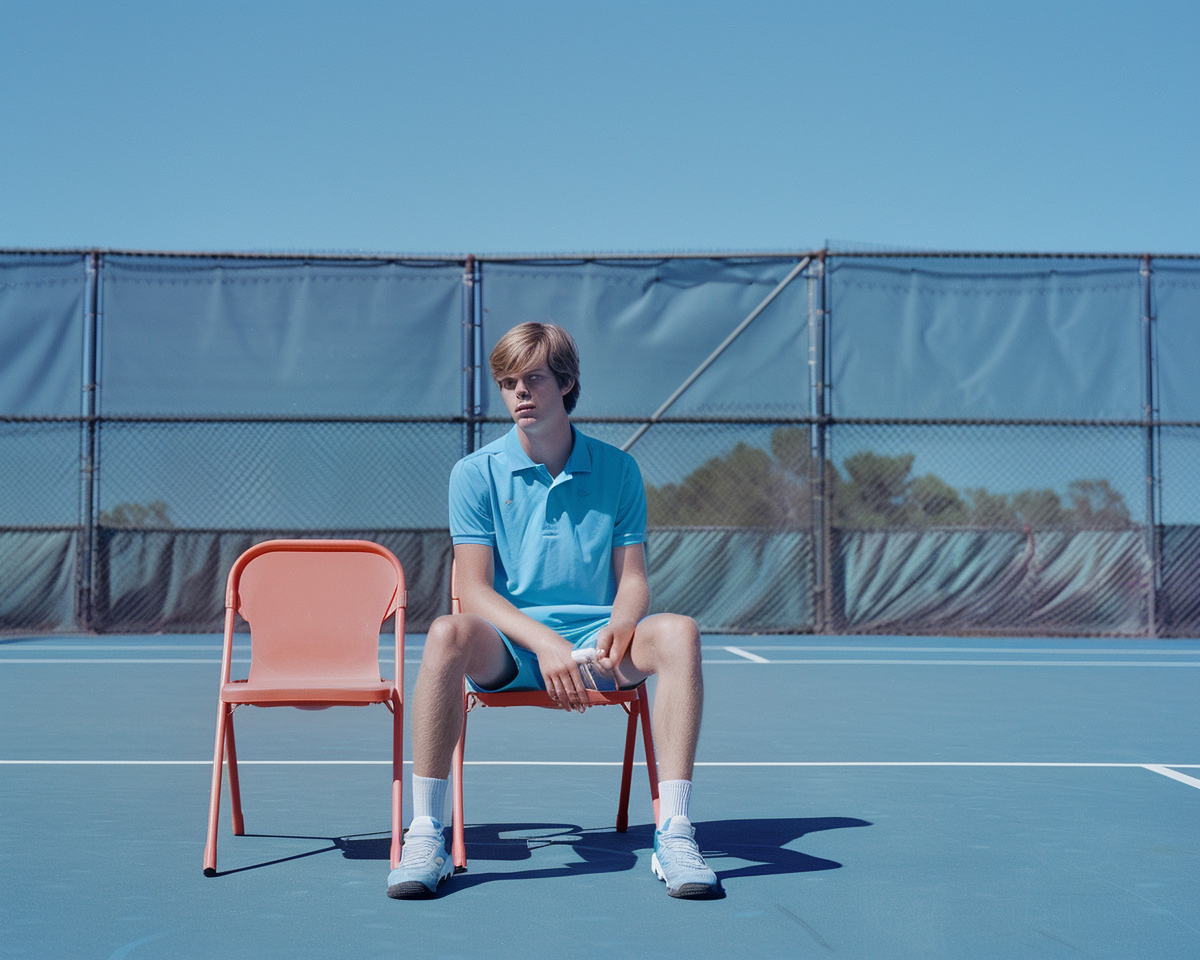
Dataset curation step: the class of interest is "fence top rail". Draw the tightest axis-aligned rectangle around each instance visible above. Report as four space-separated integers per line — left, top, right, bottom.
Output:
6 414 1200 428
3 247 1200 262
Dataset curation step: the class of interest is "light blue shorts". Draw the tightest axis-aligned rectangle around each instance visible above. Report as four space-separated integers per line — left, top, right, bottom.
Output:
468 616 618 694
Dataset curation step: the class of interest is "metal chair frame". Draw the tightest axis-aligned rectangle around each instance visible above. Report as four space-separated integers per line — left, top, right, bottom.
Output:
448 562 659 870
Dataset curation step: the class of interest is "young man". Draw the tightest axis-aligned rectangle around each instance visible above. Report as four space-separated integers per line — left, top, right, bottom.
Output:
387 322 718 900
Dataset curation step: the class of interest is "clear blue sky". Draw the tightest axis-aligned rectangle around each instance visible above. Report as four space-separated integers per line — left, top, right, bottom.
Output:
2 0 1197 256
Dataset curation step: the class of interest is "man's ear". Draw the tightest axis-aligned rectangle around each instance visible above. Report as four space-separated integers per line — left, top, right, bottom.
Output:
560 378 575 397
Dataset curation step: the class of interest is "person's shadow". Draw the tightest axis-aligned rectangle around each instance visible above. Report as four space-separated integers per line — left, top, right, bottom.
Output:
329 816 872 894
217 817 870 890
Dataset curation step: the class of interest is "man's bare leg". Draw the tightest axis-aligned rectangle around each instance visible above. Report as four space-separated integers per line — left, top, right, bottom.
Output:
616 612 704 782
411 613 514 779
388 614 515 898
616 613 718 897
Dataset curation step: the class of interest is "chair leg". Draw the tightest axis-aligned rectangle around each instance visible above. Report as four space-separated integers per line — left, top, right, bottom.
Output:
637 687 661 827
203 701 230 876
225 710 244 836
616 701 639 832
390 694 404 870
451 692 468 870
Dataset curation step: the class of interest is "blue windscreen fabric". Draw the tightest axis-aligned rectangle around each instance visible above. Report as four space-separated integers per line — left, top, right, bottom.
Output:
0 531 77 630
477 258 810 419
99 256 464 415
1152 260 1200 421
1151 262 1200 529
828 257 1144 419
0 254 88 416
837 529 1149 634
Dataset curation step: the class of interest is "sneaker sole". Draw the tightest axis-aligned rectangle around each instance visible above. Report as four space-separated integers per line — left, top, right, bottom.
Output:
386 862 454 899
651 852 719 899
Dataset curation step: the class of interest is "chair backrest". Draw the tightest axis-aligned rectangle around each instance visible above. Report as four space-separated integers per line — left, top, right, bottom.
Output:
230 541 403 684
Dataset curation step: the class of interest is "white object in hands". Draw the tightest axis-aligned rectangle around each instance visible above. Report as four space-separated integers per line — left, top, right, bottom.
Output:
571 647 614 691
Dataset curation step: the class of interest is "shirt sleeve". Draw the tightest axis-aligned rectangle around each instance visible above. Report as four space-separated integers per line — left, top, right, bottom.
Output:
448 457 495 546
612 453 647 546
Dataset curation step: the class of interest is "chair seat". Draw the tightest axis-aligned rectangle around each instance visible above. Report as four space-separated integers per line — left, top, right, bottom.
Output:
469 688 639 709
221 677 395 705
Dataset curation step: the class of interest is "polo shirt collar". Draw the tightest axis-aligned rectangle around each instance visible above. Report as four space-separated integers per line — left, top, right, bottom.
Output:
563 427 592 475
502 425 593 478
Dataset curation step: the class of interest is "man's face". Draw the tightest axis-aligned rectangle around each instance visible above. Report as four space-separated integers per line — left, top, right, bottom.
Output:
496 362 572 429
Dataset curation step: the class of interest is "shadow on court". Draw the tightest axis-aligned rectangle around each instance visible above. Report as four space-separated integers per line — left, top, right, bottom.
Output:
207 817 871 891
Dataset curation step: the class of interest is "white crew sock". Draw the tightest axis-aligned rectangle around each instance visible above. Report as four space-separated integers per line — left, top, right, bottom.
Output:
412 774 448 825
658 779 692 824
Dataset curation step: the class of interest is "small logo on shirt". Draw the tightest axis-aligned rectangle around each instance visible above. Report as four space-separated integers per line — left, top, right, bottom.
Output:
504 499 513 505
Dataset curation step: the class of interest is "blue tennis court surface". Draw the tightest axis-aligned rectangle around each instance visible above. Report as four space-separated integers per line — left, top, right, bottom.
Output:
2 634 1199 959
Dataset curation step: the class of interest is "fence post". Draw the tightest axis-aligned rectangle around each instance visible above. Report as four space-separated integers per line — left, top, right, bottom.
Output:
77 251 100 631
461 255 477 457
1141 254 1159 638
813 250 832 633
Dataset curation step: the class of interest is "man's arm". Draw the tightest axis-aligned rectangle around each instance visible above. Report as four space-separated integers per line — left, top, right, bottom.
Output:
453 542 592 711
593 543 650 674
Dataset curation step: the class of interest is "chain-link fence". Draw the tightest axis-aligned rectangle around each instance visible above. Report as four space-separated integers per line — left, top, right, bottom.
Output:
4 412 1199 637
2 250 1198 637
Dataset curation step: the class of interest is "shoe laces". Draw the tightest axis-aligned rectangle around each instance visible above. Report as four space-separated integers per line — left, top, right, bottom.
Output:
658 828 707 869
401 828 444 866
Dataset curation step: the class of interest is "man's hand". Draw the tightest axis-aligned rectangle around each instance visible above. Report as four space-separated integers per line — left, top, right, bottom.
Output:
594 621 636 678
536 640 591 712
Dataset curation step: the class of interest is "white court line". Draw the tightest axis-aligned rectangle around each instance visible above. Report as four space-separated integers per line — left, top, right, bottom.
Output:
0 659 231 664
9 645 1195 655
723 646 770 662
1145 765 1200 790
685 659 1200 667
700 645 1200 655
6 657 1200 667
698 659 1200 666
0 658 417 665
3 759 1198 767
0 645 230 651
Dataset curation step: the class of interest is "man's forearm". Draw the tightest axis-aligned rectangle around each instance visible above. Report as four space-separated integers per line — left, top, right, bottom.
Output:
608 575 650 633
457 584 570 656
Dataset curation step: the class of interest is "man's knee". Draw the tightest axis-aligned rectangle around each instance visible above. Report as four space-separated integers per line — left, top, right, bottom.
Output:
633 613 701 671
423 614 508 676
423 614 481 665
655 614 700 649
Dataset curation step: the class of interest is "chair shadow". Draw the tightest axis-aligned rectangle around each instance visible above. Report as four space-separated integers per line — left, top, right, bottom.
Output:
213 817 871 889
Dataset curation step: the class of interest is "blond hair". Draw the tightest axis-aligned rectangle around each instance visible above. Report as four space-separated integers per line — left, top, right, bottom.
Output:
489 322 581 413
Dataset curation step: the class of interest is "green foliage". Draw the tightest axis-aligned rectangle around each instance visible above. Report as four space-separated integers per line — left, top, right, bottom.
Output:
965 488 1019 528
1067 479 1133 529
646 443 783 527
909 474 971 526
1011 489 1066 528
645 428 1134 530
98 500 174 529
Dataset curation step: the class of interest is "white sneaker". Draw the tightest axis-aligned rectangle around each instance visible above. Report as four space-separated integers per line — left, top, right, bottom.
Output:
651 816 720 898
386 817 453 898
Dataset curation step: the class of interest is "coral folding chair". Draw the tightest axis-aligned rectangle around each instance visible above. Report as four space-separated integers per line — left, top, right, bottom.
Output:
448 561 659 870
203 539 406 876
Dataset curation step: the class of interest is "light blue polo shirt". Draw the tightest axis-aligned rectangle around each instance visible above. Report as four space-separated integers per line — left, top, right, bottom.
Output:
448 425 647 633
